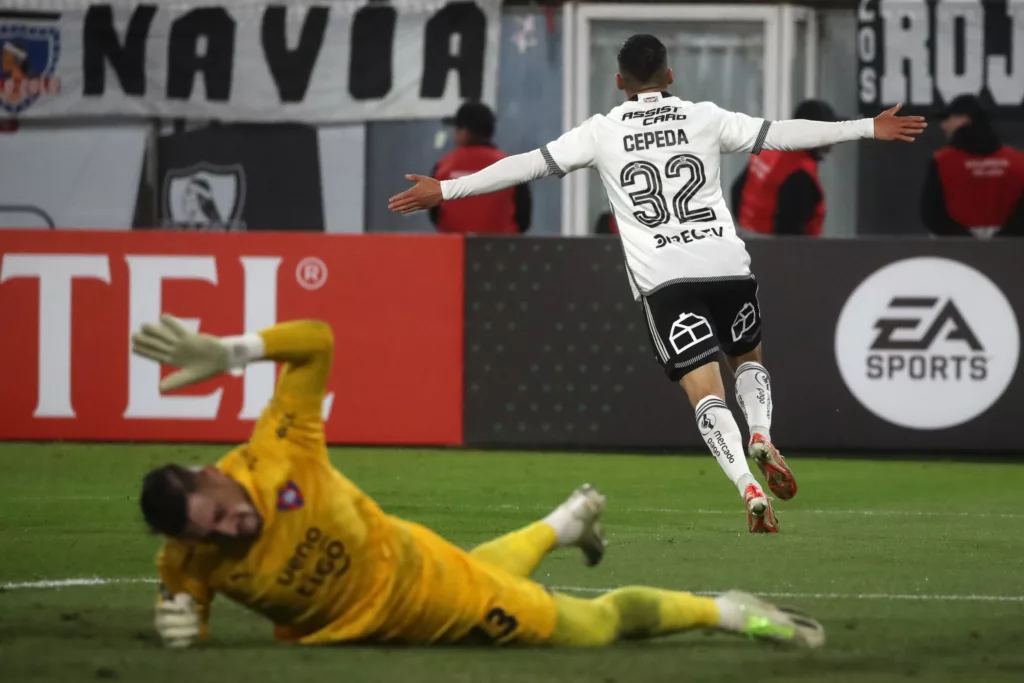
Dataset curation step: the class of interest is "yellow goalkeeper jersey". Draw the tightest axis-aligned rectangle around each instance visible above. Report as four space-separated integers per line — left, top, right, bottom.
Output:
154 321 557 646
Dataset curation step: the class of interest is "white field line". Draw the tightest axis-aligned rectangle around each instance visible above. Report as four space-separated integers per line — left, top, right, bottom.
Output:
3 576 1023 604
479 503 1024 520
635 507 1024 520
1 577 158 590
4 497 1020 520
549 586 1024 603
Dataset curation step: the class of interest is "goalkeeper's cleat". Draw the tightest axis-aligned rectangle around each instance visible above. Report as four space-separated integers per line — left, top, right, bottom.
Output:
717 590 825 649
744 484 778 534
749 435 798 501
556 484 608 567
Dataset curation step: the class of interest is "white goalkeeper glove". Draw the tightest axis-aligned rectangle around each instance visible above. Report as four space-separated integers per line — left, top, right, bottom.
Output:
131 313 232 392
155 592 201 649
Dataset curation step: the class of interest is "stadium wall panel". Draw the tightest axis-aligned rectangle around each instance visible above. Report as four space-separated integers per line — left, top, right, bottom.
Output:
0 230 465 446
464 237 1024 453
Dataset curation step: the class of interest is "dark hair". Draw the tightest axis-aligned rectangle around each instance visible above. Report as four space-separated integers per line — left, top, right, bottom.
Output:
617 34 668 87
140 464 198 536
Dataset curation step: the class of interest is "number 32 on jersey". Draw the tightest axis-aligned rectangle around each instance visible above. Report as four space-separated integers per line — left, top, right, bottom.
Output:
620 154 716 228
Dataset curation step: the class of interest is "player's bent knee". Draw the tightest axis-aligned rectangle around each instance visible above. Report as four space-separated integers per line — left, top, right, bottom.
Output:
678 362 726 407
550 594 618 647
601 588 661 640
727 343 763 369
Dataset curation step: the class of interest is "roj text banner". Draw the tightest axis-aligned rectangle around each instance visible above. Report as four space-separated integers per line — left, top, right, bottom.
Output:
0 0 501 122
0 230 465 445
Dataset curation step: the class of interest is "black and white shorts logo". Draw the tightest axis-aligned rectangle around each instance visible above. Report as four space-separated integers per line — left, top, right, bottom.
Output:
669 313 713 355
731 302 758 342
164 163 246 231
835 257 1019 430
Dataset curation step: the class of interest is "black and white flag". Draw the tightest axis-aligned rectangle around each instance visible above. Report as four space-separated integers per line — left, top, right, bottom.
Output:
857 0 1024 116
0 0 501 122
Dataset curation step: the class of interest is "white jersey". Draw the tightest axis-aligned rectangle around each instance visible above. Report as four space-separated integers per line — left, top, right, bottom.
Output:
439 92 874 300
543 92 772 298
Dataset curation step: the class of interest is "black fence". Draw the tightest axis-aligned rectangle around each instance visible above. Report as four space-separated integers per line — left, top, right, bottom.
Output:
464 237 1024 453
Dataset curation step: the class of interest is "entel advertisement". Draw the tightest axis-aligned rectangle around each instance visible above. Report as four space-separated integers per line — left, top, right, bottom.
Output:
0 231 464 445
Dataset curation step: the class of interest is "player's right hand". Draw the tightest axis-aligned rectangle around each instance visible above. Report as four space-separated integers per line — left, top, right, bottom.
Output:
873 103 927 142
388 174 443 214
131 313 230 392
155 593 200 649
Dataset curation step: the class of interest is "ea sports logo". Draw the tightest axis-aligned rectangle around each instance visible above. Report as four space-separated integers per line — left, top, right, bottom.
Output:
835 257 1019 430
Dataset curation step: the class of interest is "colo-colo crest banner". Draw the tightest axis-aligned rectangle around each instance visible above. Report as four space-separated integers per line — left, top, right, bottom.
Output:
857 0 1024 116
0 0 501 122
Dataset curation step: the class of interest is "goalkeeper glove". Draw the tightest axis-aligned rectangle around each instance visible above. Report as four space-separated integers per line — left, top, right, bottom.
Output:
155 592 201 649
131 313 231 392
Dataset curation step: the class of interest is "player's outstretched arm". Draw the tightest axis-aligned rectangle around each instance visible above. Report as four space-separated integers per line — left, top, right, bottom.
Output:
388 150 551 214
760 104 926 152
719 103 927 155
131 315 333 394
389 116 600 214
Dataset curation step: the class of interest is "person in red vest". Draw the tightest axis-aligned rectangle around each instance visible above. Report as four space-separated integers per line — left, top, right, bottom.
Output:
921 94 1024 239
730 100 839 238
429 102 531 234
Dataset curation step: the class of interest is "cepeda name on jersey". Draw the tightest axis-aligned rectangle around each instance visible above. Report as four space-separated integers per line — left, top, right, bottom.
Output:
622 105 687 126
654 226 724 248
623 128 689 152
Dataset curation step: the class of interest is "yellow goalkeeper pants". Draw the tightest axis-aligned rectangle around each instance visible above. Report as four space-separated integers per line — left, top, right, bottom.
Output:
469 521 721 647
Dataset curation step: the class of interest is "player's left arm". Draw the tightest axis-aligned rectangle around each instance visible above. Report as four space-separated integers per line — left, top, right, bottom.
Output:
388 117 600 214
131 316 333 451
718 103 926 155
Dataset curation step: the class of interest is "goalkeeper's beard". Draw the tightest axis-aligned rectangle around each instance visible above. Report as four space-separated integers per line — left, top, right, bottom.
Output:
233 509 263 539
209 498 263 542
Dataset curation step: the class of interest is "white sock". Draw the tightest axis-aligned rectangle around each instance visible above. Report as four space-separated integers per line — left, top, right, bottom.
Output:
695 396 759 497
734 362 772 443
543 501 581 547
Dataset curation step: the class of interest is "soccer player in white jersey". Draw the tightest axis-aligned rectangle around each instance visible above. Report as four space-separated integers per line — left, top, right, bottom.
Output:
389 34 926 533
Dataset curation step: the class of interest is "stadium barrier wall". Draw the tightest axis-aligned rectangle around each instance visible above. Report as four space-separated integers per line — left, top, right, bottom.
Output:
3 231 1022 453
463 237 1024 453
0 231 464 445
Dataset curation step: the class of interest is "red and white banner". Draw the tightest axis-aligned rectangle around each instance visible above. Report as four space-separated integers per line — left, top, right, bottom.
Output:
0 230 464 445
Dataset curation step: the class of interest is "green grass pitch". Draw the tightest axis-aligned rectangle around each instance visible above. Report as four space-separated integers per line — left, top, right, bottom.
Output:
1 443 1023 683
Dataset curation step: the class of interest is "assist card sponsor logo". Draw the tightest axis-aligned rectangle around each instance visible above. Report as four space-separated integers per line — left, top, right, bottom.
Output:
835 257 1019 430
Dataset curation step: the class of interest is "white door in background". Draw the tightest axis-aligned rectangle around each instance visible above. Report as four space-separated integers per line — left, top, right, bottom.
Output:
564 3 817 236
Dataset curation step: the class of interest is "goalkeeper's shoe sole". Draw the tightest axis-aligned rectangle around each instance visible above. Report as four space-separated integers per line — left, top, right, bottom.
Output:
719 590 826 649
749 435 798 501
745 485 778 534
561 484 608 567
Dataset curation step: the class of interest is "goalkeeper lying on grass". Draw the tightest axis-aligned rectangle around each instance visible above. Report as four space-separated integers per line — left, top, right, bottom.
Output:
132 315 825 649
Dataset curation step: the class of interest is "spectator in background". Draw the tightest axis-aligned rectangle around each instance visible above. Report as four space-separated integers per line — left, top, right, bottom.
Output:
429 102 531 235
921 94 1024 238
594 211 618 234
730 100 840 238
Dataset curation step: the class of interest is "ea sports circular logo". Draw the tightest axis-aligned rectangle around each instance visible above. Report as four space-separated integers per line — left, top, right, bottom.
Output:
835 257 1019 430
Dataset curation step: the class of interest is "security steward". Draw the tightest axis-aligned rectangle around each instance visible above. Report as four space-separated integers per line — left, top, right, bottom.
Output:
730 100 840 238
921 94 1024 239
429 102 531 235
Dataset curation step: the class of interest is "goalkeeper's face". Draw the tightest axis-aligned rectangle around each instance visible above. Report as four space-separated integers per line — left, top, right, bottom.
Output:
184 468 263 541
